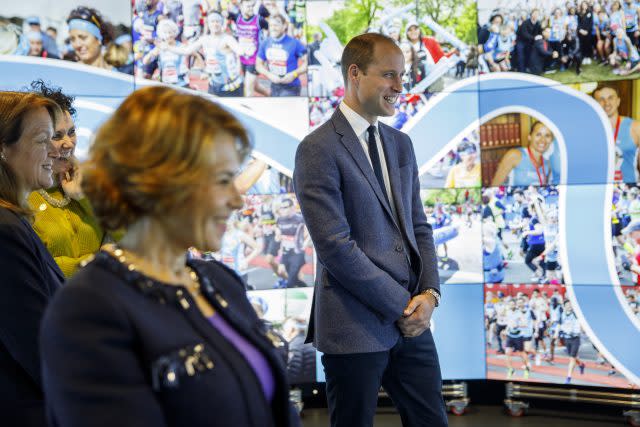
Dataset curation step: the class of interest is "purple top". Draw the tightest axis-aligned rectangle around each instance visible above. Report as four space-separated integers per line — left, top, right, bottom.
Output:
208 314 275 401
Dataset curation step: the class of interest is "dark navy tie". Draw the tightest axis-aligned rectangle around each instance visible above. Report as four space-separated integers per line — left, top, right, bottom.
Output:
367 125 389 204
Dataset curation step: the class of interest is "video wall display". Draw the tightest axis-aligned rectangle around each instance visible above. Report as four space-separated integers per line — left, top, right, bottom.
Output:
2 0 640 389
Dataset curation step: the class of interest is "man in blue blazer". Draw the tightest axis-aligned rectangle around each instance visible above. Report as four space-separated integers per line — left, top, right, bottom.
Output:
293 33 448 427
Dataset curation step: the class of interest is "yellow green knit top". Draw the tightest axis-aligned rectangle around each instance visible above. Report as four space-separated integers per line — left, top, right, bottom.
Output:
28 188 104 278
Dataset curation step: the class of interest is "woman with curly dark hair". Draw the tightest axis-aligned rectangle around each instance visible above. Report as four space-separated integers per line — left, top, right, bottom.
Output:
27 80 104 277
66 6 114 69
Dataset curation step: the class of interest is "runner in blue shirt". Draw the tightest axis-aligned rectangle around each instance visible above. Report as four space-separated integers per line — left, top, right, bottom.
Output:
256 13 307 96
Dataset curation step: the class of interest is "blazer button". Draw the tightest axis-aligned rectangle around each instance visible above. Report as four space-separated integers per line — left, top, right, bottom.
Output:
395 244 403 252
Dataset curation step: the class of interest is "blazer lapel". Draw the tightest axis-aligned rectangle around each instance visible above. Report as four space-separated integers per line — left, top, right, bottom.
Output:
332 109 394 220
380 124 412 235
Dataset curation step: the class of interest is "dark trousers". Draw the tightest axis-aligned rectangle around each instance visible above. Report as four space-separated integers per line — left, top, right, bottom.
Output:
282 250 306 287
515 41 530 72
525 242 545 272
322 329 448 427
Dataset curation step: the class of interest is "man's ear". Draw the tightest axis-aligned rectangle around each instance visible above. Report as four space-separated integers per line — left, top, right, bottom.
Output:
348 64 360 87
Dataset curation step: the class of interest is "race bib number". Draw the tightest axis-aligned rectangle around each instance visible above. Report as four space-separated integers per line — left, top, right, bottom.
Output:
162 62 178 84
206 56 222 75
239 37 257 58
614 145 624 182
142 24 154 41
266 46 288 77
281 234 295 250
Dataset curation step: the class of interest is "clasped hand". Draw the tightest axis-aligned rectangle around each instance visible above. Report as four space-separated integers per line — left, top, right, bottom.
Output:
397 293 436 337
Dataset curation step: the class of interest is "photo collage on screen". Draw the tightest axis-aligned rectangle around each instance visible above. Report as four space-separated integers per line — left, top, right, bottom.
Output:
478 74 640 388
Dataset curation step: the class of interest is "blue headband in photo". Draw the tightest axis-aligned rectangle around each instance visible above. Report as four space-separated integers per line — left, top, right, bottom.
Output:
68 19 102 43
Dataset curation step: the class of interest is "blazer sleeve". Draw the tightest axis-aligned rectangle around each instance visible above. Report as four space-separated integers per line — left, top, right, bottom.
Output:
408 139 440 295
294 136 411 324
0 219 52 387
40 284 167 427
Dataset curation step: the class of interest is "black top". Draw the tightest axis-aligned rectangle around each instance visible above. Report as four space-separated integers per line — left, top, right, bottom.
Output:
578 12 594 34
0 207 64 426
41 251 300 427
517 19 542 44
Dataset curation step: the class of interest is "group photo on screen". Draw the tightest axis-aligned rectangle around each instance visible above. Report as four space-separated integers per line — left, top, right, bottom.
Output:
306 0 478 98
481 185 564 284
478 0 640 82
247 288 317 385
0 1 133 73
421 188 483 284
484 284 631 387
206 194 314 290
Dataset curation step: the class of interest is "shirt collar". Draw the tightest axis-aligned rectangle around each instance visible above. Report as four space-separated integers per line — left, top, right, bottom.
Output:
339 101 378 139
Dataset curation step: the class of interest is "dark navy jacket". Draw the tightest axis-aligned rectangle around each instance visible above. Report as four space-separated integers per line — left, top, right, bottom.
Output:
40 251 300 427
0 207 64 426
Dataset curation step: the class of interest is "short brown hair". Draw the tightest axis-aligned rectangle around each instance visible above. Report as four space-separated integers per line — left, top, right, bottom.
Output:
0 91 59 216
593 83 619 98
341 32 398 85
83 86 251 231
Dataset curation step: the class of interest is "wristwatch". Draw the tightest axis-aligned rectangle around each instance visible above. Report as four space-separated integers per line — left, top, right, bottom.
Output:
421 288 441 307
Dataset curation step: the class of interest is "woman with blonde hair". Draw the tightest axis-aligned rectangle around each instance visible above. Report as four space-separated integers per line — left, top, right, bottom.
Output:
0 91 63 426
40 86 301 427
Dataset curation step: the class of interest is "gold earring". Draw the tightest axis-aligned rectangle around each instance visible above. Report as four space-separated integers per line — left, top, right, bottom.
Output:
0 152 6 162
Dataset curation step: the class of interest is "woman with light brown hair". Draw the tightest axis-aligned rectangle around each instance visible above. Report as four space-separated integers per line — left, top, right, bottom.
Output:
0 91 63 426
40 86 301 427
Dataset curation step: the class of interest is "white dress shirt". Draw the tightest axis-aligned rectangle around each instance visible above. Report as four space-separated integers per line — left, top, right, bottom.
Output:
338 101 399 222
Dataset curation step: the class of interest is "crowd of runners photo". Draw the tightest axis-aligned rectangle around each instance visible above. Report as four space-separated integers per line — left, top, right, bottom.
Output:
484 284 631 386
482 186 564 284
207 194 313 291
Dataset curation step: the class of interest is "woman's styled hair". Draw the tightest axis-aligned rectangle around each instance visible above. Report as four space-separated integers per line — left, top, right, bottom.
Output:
83 86 252 231
28 79 76 117
0 91 59 216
